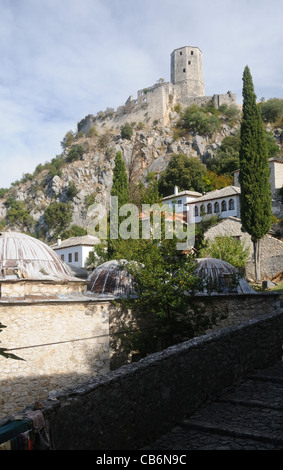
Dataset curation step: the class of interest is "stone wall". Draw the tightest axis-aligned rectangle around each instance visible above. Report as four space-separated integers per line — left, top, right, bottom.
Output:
0 279 86 298
40 309 283 450
192 292 281 331
0 299 109 419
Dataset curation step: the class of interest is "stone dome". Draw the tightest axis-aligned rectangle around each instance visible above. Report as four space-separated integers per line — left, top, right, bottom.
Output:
195 258 255 295
0 231 76 281
88 260 136 298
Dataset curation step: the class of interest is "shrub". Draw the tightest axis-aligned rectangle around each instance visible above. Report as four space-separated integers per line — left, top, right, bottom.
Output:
65 145 84 163
179 105 220 136
121 122 133 140
66 182 79 200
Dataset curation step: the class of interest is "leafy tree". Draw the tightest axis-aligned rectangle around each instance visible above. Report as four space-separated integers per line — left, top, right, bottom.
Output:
131 172 162 209
44 202 73 236
0 188 8 198
61 130 75 149
158 154 207 196
260 98 283 123
61 224 87 240
118 236 224 357
207 148 239 177
239 66 272 281
200 236 250 274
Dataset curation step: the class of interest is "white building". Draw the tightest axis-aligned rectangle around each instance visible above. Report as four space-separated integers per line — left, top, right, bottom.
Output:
51 235 100 269
162 185 202 222
186 186 241 224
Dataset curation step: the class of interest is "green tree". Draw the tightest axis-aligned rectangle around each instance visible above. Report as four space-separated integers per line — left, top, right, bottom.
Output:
179 105 220 136
158 154 207 196
61 130 75 149
260 98 283 123
200 236 250 274
6 199 35 231
44 202 72 236
118 236 223 357
111 151 130 208
61 224 87 240
239 66 272 281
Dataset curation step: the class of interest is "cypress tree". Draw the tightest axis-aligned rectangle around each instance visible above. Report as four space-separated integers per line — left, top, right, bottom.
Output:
111 151 129 208
239 66 272 281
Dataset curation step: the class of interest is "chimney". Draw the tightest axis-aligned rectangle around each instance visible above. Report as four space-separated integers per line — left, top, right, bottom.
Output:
174 185 178 196
57 236 62 246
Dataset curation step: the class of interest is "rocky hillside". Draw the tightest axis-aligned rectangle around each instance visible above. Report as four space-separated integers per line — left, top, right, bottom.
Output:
0 101 282 242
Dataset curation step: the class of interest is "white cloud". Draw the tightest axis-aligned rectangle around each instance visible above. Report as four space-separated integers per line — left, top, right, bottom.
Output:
0 0 282 188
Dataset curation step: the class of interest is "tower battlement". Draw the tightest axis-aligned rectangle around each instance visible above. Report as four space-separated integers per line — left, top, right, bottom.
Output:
171 46 205 97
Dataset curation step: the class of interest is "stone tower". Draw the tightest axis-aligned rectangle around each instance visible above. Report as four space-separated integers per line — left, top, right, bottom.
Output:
170 46 205 98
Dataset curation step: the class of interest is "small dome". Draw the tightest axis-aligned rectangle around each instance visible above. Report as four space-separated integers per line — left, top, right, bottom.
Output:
195 258 255 294
0 231 75 281
88 260 136 298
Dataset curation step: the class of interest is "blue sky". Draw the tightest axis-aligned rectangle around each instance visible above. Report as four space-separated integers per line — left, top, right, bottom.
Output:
0 0 282 188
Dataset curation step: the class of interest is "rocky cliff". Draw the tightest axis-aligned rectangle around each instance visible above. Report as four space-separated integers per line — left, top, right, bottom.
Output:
0 105 281 242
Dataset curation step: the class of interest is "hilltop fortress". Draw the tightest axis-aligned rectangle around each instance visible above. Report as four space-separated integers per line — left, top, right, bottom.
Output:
78 46 236 134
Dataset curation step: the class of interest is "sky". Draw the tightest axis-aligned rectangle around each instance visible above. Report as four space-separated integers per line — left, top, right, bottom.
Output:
0 0 282 188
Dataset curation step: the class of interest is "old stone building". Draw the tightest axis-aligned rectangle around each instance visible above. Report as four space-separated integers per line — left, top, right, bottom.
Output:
0 231 110 419
77 46 236 134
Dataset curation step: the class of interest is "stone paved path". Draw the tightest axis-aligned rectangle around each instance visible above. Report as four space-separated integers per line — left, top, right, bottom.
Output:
143 361 283 450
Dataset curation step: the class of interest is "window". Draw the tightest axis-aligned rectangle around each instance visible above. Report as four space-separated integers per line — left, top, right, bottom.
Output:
180 51 182 55
221 200 227 212
207 203 212 214
214 202 220 213
229 198 235 210
68 253 72 263
75 252 79 262
200 204 205 214
183 68 186 73
188 61 191 65
178 200 182 205
191 51 194 55
61 254 64 261
194 206 198 217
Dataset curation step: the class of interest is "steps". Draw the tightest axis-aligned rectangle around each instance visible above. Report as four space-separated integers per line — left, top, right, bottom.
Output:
143 361 283 450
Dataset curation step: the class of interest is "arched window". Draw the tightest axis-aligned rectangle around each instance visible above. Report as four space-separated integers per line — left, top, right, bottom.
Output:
214 202 219 213
207 203 212 214
194 206 198 217
200 204 205 215
229 198 235 210
221 200 227 212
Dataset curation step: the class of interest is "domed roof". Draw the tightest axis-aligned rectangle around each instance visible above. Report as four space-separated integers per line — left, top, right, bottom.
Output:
195 258 255 295
88 260 136 298
0 231 76 281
